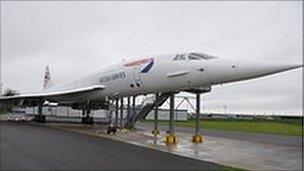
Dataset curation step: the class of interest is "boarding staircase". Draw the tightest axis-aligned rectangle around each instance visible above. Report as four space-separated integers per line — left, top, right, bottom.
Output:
125 93 170 127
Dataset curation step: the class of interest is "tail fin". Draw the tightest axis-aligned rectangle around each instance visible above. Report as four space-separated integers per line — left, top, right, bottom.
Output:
43 65 53 90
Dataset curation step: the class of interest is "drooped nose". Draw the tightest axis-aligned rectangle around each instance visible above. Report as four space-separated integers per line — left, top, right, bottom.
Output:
231 60 303 82
201 57 302 85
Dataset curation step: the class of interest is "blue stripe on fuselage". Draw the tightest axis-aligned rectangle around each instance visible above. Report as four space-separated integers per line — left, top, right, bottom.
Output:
141 60 154 73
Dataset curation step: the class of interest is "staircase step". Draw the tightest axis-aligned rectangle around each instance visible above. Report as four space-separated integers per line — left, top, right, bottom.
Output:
124 93 171 127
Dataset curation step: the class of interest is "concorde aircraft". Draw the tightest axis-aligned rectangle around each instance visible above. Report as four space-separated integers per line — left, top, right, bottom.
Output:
0 52 302 122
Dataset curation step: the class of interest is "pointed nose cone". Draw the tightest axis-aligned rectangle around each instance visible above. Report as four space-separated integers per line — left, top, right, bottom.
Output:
235 61 302 81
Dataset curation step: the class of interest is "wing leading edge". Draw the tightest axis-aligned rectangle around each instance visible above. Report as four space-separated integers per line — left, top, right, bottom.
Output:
0 85 106 105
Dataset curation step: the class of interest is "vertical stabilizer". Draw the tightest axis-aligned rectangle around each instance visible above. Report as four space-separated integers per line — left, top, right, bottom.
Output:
43 65 53 90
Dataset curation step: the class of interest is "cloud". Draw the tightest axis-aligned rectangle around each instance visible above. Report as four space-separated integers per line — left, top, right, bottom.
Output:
1 1 302 115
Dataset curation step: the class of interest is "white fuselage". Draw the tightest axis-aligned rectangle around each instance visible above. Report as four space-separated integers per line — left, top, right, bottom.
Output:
43 52 302 103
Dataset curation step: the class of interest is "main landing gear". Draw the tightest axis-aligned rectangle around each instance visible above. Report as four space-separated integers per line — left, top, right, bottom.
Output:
107 125 117 134
81 109 94 124
33 103 46 123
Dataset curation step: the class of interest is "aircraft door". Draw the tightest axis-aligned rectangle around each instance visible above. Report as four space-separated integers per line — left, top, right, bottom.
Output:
133 66 143 88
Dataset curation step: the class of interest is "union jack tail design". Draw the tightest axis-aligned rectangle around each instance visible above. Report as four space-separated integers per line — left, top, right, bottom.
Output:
43 65 53 90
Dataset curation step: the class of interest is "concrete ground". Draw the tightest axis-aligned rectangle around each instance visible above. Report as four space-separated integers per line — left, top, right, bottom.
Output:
0 122 224 171
138 122 303 170
32 121 302 171
1 114 302 171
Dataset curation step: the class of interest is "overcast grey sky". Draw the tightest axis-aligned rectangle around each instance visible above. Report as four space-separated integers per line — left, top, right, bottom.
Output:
1 1 302 115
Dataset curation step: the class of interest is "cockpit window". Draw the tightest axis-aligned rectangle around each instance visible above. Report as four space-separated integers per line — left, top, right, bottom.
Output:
173 52 217 61
189 52 217 60
188 54 201 60
173 54 187 60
